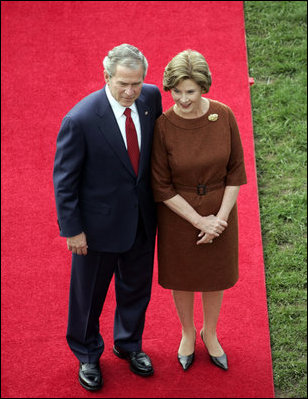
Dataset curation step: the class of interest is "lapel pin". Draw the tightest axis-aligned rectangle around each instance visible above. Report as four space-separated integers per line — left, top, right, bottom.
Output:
145 111 149 115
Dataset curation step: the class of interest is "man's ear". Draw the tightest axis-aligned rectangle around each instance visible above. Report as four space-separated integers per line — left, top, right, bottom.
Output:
104 70 110 84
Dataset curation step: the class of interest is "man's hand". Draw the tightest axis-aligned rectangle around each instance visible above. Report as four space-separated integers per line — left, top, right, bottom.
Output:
67 232 88 256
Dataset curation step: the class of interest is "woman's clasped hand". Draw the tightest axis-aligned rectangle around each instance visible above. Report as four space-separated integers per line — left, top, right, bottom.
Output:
196 215 228 245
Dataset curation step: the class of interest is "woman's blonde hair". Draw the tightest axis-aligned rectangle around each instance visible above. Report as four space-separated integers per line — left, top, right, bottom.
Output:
163 50 212 93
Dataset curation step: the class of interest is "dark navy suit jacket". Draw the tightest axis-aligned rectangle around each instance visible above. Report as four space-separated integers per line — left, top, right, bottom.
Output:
53 84 162 252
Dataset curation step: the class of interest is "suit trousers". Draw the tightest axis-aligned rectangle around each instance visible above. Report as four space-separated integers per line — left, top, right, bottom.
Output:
66 216 155 363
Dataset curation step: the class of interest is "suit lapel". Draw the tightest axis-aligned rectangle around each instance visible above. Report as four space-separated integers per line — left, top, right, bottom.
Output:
96 88 135 177
135 95 151 182
96 87 152 180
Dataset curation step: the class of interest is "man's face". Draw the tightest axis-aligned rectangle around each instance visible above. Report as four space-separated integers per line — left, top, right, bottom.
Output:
104 64 144 107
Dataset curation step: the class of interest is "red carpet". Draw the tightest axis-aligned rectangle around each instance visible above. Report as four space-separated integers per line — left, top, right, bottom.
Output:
1 1 274 397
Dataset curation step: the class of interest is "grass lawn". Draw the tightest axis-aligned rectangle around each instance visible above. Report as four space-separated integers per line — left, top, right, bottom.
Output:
244 1 307 398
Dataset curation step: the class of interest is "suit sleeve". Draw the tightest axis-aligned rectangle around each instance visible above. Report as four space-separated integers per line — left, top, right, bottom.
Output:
225 109 247 186
53 116 85 237
155 86 163 119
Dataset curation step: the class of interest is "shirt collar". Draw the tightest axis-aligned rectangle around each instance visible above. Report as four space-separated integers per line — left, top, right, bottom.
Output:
105 85 138 119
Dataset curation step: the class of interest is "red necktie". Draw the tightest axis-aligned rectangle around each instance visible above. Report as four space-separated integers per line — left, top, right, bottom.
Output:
124 108 140 175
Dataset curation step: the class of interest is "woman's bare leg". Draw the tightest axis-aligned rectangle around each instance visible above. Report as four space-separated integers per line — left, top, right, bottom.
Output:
172 290 196 356
201 290 224 356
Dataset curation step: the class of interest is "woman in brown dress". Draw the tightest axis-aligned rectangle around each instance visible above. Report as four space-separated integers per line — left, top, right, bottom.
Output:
151 50 247 371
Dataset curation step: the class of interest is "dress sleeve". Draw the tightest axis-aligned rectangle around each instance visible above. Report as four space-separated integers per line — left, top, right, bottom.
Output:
151 117 177 202
225 108 247 186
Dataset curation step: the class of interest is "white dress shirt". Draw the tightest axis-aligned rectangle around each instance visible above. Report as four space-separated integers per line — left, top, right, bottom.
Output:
105 84 141 149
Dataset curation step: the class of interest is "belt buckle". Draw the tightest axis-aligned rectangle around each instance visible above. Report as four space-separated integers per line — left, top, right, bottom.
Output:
197 184 206 196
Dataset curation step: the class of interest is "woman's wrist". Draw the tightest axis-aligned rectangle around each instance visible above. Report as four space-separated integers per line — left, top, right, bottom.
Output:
192 214 203 230
216 212 229 222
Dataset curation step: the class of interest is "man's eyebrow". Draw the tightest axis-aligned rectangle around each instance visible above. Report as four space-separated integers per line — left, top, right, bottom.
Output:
118 81 142 85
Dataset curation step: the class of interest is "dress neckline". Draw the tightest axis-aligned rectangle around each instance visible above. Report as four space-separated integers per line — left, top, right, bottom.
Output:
164 99 216 130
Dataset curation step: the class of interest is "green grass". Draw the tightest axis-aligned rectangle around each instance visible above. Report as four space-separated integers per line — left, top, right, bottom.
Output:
244 1 307 398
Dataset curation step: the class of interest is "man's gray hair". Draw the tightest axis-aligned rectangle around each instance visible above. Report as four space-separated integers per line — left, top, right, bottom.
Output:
103 44 148 79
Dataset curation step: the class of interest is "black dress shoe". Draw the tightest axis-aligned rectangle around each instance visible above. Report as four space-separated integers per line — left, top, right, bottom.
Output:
177 352 195 371
79 362 103 391
113 345 154 376
200 330 228 371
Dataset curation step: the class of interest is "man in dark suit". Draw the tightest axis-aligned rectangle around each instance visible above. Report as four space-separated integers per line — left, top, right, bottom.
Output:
53 44 162 391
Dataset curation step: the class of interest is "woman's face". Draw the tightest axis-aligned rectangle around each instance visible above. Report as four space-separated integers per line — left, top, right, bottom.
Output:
171 79 203 116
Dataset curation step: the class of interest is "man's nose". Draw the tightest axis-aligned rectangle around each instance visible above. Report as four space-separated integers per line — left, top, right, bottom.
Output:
125 86 134 96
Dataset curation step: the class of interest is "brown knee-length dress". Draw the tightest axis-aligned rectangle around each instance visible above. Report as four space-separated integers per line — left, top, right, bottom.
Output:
151 100 247 292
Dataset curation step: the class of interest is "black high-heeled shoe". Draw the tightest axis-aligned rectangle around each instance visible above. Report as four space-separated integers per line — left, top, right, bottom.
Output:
200 330 228 370
177 331 196 371
177 352 195 370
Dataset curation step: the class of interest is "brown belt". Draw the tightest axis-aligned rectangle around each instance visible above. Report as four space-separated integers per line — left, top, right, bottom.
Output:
174 181 225 196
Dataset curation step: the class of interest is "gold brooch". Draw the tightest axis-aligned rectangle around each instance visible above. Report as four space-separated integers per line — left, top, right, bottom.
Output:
208 113 218 121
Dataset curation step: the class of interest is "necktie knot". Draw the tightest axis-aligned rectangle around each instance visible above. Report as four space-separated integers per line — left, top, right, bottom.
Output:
124 108 131 117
